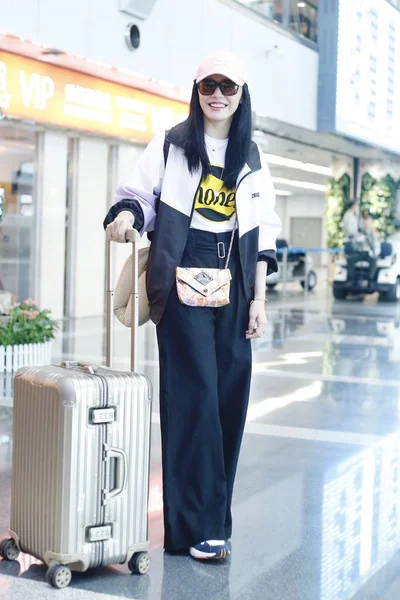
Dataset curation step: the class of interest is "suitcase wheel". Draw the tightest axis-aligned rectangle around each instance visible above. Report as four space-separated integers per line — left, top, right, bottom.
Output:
0 539 20 561
46 564 72 589
128 551 150 575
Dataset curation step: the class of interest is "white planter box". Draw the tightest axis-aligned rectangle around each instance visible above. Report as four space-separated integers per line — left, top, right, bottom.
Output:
0 341 53 373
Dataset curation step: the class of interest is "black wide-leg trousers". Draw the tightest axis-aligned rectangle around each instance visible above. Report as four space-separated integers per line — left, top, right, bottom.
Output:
156 229 252 552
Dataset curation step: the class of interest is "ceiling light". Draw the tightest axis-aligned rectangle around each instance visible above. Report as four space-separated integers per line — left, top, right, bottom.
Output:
272 177 327 192
275 189 293 196
297 2 306 7
265 153 332 176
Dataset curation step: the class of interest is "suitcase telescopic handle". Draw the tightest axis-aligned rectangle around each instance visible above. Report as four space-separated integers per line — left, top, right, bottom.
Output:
106 228 141 372
103 446 128 505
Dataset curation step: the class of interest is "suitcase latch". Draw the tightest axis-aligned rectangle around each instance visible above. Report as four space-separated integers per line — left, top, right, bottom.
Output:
91 408 115 424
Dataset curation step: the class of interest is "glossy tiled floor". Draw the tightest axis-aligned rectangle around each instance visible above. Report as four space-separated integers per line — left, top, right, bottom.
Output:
2 276 400 599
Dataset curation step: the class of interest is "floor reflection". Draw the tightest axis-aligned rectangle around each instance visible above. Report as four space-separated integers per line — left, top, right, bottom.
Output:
2 296 400 598
321 433 400 599
323 306 400 415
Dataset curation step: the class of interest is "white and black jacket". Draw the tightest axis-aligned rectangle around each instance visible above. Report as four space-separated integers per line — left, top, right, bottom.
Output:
104 123 282 324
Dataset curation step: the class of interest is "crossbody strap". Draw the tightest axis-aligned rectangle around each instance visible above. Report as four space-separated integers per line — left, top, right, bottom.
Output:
224 216 237 269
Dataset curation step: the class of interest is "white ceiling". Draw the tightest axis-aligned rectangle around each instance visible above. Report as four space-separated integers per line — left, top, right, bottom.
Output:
255 131 332 197
254 114 400 198
256 132 333 166
254 114 400 160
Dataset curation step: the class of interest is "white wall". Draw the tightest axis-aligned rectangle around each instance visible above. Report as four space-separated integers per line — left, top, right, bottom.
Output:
332 156 400 202
331 156 353 182
269 194 326 244
275 196 287 237
71 137 109 318
112 142 147 280
277 193 328 263
359 159 400 182
34 131 68 319
0 0 319 131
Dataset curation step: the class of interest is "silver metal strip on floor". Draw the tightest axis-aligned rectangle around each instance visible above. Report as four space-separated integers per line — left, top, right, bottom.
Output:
244 422 383 446
150 413 384 446
252 367 400 388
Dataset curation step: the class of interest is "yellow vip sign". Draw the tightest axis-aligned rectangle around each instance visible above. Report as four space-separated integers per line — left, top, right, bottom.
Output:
0 51 188 142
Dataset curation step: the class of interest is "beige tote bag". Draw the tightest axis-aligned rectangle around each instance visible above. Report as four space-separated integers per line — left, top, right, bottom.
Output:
114 247 150 327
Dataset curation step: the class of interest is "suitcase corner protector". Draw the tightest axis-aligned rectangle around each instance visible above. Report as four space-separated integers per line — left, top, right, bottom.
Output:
57 378 78 407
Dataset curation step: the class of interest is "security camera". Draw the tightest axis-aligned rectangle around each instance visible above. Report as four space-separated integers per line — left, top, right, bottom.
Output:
125 23 141 50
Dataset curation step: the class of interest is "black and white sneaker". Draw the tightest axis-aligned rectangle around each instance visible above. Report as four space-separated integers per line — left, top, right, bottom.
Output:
189 540 230 560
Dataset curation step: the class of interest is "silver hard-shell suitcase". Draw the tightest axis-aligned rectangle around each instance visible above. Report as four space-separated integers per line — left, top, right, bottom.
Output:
0 230 152 588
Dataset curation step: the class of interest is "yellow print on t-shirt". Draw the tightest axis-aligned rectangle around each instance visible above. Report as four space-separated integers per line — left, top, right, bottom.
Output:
194 165 236 223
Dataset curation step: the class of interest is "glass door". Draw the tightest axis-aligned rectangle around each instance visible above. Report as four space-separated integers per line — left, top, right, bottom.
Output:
0 122 36 303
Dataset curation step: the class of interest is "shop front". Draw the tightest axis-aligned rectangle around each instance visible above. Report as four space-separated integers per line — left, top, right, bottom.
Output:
0 48 188 318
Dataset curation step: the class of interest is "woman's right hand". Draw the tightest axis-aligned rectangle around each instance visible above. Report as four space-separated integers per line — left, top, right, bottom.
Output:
106 211 135 243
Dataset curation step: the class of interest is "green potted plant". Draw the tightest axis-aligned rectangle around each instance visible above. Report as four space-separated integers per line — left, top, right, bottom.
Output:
0 299 58 373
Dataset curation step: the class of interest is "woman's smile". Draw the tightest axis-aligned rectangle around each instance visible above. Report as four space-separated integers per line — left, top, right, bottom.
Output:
208 102 228 110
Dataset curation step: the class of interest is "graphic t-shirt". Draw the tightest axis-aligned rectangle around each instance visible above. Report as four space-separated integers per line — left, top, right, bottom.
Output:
190 134 236 233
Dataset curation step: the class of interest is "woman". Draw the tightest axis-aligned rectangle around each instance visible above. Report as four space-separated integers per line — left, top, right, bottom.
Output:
104 51 281 561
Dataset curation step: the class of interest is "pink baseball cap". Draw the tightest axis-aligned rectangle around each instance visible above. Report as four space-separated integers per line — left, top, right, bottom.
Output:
195 51 247 86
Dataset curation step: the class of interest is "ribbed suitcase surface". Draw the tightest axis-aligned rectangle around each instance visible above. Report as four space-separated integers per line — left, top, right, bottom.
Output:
10 364 152 572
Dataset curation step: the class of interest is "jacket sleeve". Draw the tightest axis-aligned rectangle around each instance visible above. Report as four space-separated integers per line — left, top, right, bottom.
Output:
103 133 166 235
257 150 282 274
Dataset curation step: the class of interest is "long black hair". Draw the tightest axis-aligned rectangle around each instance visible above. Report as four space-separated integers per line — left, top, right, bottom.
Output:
173 82 252 190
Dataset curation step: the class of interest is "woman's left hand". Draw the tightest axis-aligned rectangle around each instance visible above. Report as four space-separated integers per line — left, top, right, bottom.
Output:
246 299 267 339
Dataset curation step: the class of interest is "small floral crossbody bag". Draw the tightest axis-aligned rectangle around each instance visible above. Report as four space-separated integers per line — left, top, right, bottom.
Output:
175 223 236 308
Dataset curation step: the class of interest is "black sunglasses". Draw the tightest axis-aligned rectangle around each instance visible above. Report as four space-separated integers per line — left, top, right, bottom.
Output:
196 78 240 97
